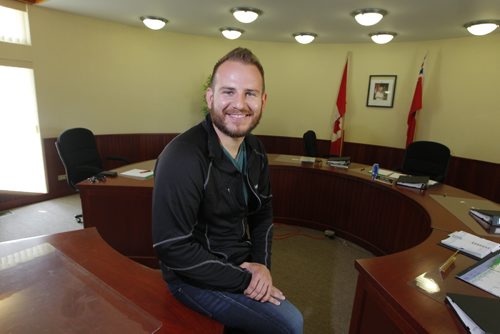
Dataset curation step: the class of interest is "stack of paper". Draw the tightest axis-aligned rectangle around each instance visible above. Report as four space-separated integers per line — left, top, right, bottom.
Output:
440 231 500 259
396 175 430 190
371 169 399 183
119 168 154 180
327 156 350 168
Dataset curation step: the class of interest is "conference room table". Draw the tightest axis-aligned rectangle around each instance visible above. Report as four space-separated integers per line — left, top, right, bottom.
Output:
0 227 223 333
77 154 500 333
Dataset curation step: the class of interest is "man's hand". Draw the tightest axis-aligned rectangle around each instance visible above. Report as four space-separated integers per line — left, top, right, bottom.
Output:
240 262 286 305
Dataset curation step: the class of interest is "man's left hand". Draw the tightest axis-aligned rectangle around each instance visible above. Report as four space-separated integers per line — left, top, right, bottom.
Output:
240 262 285 305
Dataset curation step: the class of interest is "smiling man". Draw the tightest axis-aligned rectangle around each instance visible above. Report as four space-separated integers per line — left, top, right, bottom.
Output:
152 48 303 333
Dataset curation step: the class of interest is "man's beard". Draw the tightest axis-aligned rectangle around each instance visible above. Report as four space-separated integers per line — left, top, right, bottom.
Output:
210 106 262 138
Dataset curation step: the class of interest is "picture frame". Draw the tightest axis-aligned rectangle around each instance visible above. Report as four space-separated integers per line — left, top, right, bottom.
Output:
366 75 397 108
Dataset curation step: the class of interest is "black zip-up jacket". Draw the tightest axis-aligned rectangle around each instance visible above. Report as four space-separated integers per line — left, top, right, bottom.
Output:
152 116 273 292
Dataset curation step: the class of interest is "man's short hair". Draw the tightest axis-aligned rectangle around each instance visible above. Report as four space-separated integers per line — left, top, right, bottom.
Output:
210 47 265 91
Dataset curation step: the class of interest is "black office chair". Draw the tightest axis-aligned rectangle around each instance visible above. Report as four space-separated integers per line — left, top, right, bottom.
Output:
401 141 451 183
55 127 129 223
303 130 338 158
303 130 319 157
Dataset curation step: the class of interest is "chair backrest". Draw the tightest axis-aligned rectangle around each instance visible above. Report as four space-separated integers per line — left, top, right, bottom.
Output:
402 141 451 182
55 128 103 189
303 130 318 157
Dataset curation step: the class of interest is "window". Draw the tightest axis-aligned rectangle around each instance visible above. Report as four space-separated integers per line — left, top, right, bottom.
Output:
0 2 45 193
0 2 30 45
0 65 46 193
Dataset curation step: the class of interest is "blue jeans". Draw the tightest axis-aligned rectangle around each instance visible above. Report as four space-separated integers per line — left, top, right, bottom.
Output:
166 279 303 334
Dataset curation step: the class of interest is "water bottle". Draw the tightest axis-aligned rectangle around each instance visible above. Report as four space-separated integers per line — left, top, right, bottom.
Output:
372 163 379 180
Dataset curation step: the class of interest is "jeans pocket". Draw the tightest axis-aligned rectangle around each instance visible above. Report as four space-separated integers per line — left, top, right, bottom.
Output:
172 287 214 318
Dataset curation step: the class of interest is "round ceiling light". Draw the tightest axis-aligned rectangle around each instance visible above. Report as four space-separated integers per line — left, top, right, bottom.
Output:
140 16 168 30
369 32 397 44
220 27 244 40
351 8 387 26
464 20 499 36
231 7 262 23
293 33 317 44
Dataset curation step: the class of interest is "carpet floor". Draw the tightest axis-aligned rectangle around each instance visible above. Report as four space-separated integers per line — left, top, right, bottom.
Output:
272 223 373 333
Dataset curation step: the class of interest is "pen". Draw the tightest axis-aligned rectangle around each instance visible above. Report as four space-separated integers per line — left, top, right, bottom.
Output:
439 250 459 272
140 169 151 173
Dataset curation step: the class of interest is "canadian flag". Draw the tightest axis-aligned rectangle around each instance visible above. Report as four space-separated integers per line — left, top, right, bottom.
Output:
330 60 348 156
406 58 425 147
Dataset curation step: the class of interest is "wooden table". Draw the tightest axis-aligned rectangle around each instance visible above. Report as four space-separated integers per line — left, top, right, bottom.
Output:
268 155 499 334
0 228 223 334
78 161 157 267
77 154 499 333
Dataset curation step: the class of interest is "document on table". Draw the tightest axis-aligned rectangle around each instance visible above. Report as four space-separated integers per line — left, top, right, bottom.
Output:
440 230 500 259
377 168 395 177
119 168 154 180
457 251 500 298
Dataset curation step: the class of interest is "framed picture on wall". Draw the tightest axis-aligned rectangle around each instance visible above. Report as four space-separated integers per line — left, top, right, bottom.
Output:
366 75 397 108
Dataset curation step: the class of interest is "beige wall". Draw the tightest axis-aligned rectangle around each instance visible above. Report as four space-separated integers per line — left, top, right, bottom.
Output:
25 6 500 163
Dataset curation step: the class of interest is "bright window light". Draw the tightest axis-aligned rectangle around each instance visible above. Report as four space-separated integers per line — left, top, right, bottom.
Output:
0 65 47 193
0 5 31 45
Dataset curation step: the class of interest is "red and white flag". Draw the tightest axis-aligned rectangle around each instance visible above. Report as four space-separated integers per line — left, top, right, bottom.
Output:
330 59 348 156
406 58 425 147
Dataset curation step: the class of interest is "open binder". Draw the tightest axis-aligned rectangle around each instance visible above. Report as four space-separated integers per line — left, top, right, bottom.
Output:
395 175 430 190
445 293 499 334
469 209 500 234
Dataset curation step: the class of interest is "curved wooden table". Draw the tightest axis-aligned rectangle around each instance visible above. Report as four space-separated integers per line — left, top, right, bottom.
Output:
268 155 499 334
0 228 223 334
77 155 499 333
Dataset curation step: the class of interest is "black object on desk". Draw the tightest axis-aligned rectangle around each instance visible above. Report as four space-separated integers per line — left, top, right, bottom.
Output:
396 175 430 190
445 293 500 334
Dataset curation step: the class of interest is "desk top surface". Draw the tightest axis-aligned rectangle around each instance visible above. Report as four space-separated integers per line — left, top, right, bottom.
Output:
0 228 223 334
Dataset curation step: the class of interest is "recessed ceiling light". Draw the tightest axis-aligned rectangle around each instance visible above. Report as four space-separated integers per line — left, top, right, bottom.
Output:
464 20 499 36
140 16 167 30
231 7 262 24
220 27 244 40
293 33 317 44
369 32 397 44
351 8 387 26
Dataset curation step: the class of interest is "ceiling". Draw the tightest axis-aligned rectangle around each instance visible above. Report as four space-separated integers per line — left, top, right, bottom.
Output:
36 0 500 44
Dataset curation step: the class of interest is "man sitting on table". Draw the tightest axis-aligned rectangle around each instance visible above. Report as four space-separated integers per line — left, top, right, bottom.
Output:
152 47 303 334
